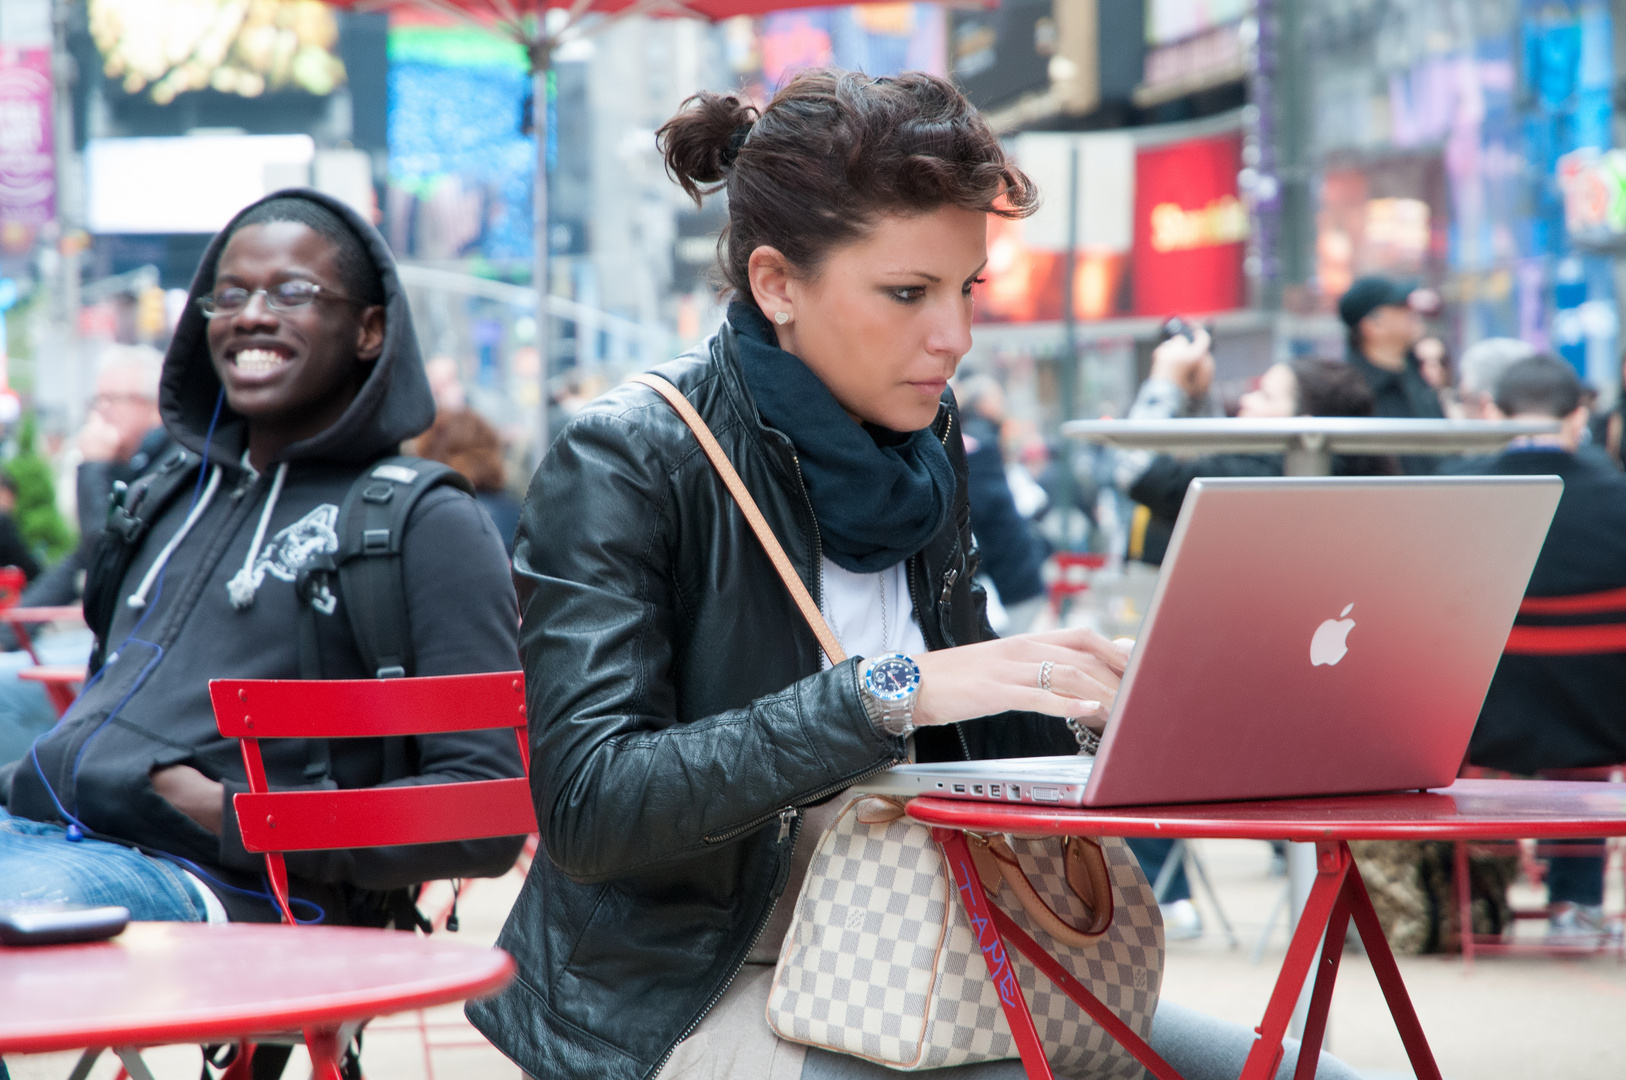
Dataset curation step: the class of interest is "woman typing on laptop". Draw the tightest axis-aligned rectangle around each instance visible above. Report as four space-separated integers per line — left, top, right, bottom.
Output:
470 70 1358 1080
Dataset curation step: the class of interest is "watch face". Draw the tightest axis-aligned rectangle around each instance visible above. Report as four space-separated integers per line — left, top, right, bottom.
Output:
866 654 920 701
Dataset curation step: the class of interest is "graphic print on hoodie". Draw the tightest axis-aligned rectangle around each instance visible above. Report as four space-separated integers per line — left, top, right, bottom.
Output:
2 189 525 922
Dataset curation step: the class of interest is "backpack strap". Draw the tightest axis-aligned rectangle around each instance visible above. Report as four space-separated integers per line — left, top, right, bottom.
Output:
82 448 200 674
328 456 475 679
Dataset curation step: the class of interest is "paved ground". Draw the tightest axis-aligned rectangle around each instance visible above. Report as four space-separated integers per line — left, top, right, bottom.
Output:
7 839 1624 1079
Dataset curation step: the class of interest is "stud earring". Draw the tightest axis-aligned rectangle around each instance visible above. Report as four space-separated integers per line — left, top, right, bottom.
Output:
775 311 790 325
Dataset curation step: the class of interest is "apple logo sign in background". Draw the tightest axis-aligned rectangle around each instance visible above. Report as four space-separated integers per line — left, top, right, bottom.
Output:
1311 604 1356 666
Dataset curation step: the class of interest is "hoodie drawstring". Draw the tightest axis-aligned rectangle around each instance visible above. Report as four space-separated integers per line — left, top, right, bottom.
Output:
127 466 224 611
227 462 289 610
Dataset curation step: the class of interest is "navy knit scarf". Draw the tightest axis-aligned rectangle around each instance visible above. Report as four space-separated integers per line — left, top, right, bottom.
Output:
729 301 954 573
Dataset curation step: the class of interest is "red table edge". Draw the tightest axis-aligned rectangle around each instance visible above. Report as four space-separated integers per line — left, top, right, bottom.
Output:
904 781 1626 842
0 953 515 1055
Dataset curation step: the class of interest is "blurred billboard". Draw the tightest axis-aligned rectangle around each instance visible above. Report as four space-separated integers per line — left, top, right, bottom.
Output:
977 124 1246 323
0 47 54 255
86 134 319 234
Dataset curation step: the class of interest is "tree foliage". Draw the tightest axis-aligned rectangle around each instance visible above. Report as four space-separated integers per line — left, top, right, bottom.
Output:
7 413 74 562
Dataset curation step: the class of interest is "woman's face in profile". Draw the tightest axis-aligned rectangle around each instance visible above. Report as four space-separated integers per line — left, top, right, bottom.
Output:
761 205 988 432
1237 363 1298 419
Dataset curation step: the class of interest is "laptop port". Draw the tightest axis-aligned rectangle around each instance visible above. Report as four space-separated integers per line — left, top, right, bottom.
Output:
989 784 1002 797
1009 785 1020 799
972 784 984 795
952 784 967 794
1032 787 1061 802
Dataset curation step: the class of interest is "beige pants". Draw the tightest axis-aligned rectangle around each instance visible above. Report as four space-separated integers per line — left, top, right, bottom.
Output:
653 965 807 1080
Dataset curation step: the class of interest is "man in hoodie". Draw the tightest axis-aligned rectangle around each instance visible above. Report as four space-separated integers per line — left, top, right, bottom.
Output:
0 191 524 927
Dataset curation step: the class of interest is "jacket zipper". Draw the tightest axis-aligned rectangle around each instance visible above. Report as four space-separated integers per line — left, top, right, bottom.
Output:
651 807 803 1079
789 451 823 627
662 409 958 1072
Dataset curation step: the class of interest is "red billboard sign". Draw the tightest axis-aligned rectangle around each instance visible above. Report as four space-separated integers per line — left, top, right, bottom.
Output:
1131 132 1246 317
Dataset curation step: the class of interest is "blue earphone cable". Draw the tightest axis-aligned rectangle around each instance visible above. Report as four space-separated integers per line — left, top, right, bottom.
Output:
23 392 325 923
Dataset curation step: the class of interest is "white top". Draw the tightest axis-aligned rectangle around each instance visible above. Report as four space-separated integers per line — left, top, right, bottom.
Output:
816 556 927 668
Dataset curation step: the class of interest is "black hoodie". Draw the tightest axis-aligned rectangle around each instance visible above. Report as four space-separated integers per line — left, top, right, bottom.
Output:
2 190 525 922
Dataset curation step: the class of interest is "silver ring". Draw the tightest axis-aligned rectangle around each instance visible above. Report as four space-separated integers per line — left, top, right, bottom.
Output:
1038 660 1054 693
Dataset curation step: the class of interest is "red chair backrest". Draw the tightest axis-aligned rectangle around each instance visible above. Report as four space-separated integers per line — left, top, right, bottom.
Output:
1504 587 1626 656
208 670 535 923
0 566 27 610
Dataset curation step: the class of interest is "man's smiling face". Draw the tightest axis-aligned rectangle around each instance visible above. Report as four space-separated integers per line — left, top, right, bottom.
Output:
205 220 384 451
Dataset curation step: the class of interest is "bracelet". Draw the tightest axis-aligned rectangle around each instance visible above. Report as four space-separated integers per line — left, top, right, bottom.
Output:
1066 716 1102 756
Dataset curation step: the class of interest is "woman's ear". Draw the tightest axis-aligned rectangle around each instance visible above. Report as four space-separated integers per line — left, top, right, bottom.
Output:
747 246 795 325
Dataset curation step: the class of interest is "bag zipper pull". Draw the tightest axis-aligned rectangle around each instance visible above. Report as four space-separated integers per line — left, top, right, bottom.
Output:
777 807 799 844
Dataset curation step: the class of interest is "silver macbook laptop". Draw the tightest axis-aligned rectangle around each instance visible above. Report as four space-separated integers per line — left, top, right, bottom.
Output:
859 475 1561 808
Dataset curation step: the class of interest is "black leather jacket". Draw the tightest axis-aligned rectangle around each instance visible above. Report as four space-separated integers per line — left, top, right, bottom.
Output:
468 322 1074 1079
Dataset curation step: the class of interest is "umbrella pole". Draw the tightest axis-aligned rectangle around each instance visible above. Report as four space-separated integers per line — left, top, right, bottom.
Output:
530 38 553 465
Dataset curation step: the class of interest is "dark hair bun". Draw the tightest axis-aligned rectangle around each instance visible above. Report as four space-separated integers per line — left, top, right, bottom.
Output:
659 92 759 203
657 69 1035 298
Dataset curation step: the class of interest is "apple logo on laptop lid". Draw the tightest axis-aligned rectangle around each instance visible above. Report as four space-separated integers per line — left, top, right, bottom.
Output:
1310 604 1356 666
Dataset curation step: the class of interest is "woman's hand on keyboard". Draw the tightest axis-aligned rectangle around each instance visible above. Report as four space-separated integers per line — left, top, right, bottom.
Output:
906 627 1129 727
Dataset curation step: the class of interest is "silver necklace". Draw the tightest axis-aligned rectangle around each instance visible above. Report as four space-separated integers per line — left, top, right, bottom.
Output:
879 567 890 653
821 565 893 656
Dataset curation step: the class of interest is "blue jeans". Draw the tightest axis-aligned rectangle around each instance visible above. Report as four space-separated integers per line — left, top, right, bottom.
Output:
0 807 209 921
1547 843 1607 906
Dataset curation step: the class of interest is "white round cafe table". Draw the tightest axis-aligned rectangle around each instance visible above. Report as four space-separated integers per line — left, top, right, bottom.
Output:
1061 417 1559 475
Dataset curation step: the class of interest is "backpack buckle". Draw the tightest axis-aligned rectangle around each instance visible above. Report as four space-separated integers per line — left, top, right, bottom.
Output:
362 528 391 554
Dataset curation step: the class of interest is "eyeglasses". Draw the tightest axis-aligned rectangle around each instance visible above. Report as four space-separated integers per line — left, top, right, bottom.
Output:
196 280 361 318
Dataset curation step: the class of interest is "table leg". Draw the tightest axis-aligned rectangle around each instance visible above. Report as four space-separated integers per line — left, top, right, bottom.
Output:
935 829 1056 1080
1342 854 1443 1080
65 1048 101 1080
1238 841 1350 1080
986 904 1184 1080
934 829 1186 1080
1453 841 1474 971
303 1027 345 1080
112 1049 157 1080
1291 885 1352 1080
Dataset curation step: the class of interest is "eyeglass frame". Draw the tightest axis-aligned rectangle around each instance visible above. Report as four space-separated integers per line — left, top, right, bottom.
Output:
195 280 367 319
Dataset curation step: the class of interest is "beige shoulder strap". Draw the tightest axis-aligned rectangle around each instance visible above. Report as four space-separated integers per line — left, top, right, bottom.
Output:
630 373 848 666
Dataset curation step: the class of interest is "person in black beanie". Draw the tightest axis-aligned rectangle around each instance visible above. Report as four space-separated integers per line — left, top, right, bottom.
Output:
1338 276 1442 472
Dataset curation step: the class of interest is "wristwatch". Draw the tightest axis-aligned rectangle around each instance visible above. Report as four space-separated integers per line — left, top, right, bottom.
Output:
859 653 921 739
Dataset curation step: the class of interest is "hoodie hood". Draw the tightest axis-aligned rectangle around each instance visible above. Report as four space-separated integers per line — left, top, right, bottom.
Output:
161 188 434 466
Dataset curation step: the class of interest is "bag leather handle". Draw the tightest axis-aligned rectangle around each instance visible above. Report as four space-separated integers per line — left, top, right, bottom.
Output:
630 373 848 666
857 797 1114 945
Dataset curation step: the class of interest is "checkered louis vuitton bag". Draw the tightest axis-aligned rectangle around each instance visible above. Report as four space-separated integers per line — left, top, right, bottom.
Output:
630 371 1164 1077
765 796 1163 1076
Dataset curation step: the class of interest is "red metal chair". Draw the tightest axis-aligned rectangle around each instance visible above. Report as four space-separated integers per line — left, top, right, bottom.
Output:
207 670 537 1077
0 565 27 610
209 669 535 924
1047 551 1107 618
1455 585 1626 967
18 664 86 716
4 603 91 716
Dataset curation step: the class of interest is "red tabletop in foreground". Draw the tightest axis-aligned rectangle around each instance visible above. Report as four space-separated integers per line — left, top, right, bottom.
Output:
0 922 515 1054
904 778 1626 842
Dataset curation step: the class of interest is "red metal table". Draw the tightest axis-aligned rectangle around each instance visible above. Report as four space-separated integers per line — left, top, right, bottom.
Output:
0 922 514 1080
906 778 1626 1080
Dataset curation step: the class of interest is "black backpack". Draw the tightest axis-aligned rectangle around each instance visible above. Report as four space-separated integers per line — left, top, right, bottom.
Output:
85 453 475 679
